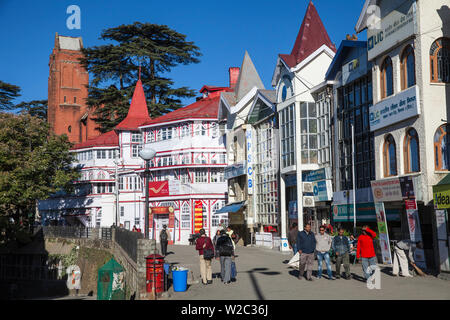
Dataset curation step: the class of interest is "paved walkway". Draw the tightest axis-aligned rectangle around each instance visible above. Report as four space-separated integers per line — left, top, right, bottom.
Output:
162 244 450 300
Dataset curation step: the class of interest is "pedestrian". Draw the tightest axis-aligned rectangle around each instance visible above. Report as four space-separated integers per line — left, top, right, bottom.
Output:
332 228 352 280
216 229 235 284
297 223 316 281
226 226 236 250
356 225 377 279
159 225 171 256
288 223 299 255
195 228 214 285
392 239 415 277
132 225 137 232
213 229 222 259
315 225 334 280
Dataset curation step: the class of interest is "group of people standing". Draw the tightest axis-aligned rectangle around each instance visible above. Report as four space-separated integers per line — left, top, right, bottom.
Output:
289 223 381 281
289 223 418 280
195 227 238 285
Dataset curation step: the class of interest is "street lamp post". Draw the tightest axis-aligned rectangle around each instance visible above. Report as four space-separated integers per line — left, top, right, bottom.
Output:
139 147 156 239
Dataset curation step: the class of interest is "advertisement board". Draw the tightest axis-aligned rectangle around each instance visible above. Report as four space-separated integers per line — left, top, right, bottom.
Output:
313 180 333 202
433 184 450 209
371 178 403 202
374 202 393 265
224 162 246 180
246 128 254 195
367 0 417 61
369 85 419 132
288 201 298 219
148 180 180 197
194 201 203 233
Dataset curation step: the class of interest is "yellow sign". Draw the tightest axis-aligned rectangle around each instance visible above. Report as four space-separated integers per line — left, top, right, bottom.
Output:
433 185 450 209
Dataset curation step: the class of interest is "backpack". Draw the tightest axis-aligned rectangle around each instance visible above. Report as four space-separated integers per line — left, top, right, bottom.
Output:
160 229 168 241
218 237 233 256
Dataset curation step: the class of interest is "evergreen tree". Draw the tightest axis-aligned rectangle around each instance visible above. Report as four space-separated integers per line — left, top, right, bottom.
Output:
81 22 201 133
0 80 21 110
16 100 48 120
0 113 79 243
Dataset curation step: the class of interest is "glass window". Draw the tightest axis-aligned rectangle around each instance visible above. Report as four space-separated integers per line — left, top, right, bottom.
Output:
434 125 450 170
384 135 397 176
405 128 420 173
381 57 394 98
430 38 450 83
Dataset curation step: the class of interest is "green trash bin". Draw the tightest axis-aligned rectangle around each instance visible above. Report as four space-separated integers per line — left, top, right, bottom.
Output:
97 258 125 300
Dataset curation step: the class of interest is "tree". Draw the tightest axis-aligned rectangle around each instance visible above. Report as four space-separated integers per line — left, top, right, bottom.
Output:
80 22 201 133
0 80 21 110
0 113 79 243
16 100 48 120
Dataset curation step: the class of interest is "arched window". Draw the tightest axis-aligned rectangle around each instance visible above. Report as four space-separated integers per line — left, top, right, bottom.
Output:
430 38 450 83
401 45 416 90
404 128 420 173
434 125 450 170
384 135 397 177
380 57 394 99
279 75 292 102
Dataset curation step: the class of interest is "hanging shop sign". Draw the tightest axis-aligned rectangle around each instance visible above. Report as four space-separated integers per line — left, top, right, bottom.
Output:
433 184 450 209
224 162 246 180
246 128 254 195
194 201 203 233
229 212 245 225
405 199 423 242
313 180 333 202
288 201 298 219
371 176 415 202
367 0 417 61
369 85 419 132
148 180 180 197
374 202 393 265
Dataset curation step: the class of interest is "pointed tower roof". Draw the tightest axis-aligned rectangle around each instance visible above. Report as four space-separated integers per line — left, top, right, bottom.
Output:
115 79 151 131
279 1 336 69
234 51 265 101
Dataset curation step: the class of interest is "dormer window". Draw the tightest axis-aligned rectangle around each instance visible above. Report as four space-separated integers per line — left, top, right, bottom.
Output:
279 75 293 102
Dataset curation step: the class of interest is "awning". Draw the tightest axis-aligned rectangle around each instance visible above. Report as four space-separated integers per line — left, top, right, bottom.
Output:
214 201 246 214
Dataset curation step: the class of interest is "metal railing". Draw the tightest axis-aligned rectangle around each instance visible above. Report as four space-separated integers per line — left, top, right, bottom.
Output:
114 227 143 262
42 226 93 239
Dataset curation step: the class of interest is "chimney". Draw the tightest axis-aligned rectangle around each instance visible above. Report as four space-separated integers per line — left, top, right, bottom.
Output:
229 67 240 89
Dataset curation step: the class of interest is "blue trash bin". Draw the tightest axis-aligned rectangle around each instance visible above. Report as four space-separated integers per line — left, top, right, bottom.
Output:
172 269 188 292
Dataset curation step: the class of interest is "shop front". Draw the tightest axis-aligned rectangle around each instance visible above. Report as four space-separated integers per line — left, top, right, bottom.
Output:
432 175 450 276
370 176 430 269
149 206 175 244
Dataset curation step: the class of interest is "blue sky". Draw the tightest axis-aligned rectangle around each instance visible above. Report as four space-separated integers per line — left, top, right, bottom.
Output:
0 0 367 107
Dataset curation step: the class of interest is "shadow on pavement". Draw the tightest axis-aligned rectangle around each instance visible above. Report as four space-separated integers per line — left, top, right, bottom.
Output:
244 268 281 300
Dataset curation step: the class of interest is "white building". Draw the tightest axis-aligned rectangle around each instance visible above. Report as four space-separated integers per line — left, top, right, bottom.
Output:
39 73 233 245
271 1 336 249
356 0 450 272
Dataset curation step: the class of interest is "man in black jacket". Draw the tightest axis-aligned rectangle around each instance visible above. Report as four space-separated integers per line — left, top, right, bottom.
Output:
297 223 316 281
215 230 235 284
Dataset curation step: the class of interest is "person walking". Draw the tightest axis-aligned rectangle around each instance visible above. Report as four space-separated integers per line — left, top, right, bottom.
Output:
332 228 352 280
315 225 334 280
297 223 316 281
159 225 171 256
288 223 299 255
216 229 235 284
356 225 377 279
392 239 415 277
226 226 236 250
195 229 214 285
213 229 222 259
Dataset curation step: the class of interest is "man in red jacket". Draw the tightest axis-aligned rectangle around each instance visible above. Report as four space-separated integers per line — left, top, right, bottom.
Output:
356 225 378 279
195 229 214 285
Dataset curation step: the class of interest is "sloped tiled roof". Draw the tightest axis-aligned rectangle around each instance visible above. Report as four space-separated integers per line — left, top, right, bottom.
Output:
72 130 119 150
280 1 336 69
141 94 223 127
115 79 151 131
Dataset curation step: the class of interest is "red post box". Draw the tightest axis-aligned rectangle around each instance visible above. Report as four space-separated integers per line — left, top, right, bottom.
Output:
145 254 165 293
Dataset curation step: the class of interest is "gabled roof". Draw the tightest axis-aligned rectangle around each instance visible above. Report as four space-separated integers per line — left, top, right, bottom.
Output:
234 51 265 101
325 40 367 81
72 130 119 150
279 1 336 69
115 79 151 131
139 95 222 128
355 0 376 33
247 89 276 125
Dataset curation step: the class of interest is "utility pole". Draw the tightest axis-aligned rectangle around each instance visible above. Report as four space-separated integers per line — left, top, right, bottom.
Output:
115 151 120 227
351 122 357 235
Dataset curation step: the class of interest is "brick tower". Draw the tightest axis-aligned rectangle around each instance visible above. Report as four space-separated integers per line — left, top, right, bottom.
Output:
48 33 99 144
